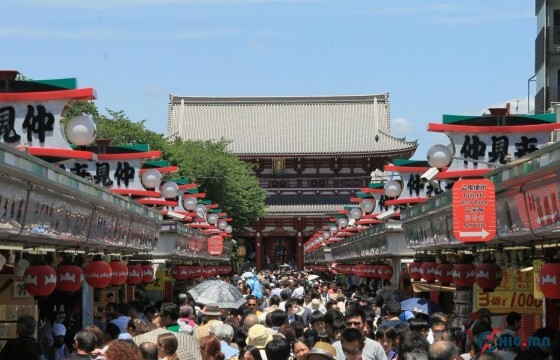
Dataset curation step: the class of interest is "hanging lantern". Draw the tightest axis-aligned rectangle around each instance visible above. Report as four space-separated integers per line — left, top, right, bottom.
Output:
171 265 189 280
349 208 363 220
435 264 454 285
475 263 502 292
141 264 154 283
66 114 97 146
85 260 112 289
427 144 452 168
183 196 198 211
195 204 207 218
384 180 402 198
225 225 233 234
24 265 56 296
452 264 476 288
141 169 162 189
408 261 424 280
360 199 375 213
337 217 349 229
127 264 143 285
217 220 228 230
109 261 128 286
538 263 560 299
379 265 393 280
161 182 179 199
330 225 338 235
56 265 83 293
207 213 219 225
421 262 438 282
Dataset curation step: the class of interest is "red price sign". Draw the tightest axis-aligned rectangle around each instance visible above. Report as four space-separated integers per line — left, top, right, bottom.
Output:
452 179 496 242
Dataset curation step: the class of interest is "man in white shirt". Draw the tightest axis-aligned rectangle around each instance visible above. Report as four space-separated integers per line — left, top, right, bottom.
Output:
332 306 387 360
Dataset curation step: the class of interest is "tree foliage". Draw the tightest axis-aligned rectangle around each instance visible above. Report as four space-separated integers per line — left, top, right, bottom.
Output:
63 101 267 232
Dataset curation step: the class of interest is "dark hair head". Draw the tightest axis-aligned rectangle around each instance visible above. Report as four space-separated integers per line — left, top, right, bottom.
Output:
344 306 366 322
409 318 429 333
310 311 325 325
506 311 521 326
160 303 179 322
240 345 263 360
271 310 288 327
376 325 396 341
386 300 401 316
265 338 291 360
17 314 36 337
340 327 365 345
429 312 448 327
472 320 492 337
324 309 344 326
74 330 97 353
106 323 121 340
139 341 158 360
269 295 280 306
398 332 429 356
392 323 409 338
278 324 296 345
157 333 178 357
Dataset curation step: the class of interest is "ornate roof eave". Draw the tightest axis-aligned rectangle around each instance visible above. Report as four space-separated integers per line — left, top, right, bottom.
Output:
236 147 418 160
169 93 389 105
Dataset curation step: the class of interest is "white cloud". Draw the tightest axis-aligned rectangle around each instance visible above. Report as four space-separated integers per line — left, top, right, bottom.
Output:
392 117 414 135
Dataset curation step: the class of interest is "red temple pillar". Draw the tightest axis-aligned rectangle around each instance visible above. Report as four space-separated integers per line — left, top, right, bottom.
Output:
297 232 304 271
256 232 263 271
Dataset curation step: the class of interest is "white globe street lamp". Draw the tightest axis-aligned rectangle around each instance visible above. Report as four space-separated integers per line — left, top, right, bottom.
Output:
160 181 179 199
427 144 453 168
141 169 162 189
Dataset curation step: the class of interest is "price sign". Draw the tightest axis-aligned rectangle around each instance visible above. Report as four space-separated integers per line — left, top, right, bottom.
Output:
475 289 543 314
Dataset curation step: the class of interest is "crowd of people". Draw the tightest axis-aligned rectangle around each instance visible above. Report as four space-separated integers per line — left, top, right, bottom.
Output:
0 269 558 360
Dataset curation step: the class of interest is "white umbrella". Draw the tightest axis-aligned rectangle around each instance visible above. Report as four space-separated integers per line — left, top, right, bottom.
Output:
307 274 319 281
188 280 246 309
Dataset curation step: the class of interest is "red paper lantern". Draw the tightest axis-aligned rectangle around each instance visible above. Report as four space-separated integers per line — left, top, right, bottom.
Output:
24 265 56 296
452 264 476 288
538 263 560 299
475 263 502 291
109 261 128 286
85 260 112 289
435 264 454 285
127 265 143 285
379 265 393 280
171 265 189 280
56 265 83 293
141 264 154 283
408 261 423 280
421 262 437 282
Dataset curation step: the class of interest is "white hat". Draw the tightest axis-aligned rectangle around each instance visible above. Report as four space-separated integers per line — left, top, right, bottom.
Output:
53 323 66 337
14 258 30 277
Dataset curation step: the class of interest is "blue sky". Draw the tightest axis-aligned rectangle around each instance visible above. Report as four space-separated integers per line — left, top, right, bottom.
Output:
4 0 534 158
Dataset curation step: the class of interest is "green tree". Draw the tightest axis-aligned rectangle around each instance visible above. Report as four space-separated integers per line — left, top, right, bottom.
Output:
165 139 267 229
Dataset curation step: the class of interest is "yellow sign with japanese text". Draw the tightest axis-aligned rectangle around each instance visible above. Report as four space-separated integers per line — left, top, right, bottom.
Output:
533 260 544 300
475 266 543 314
